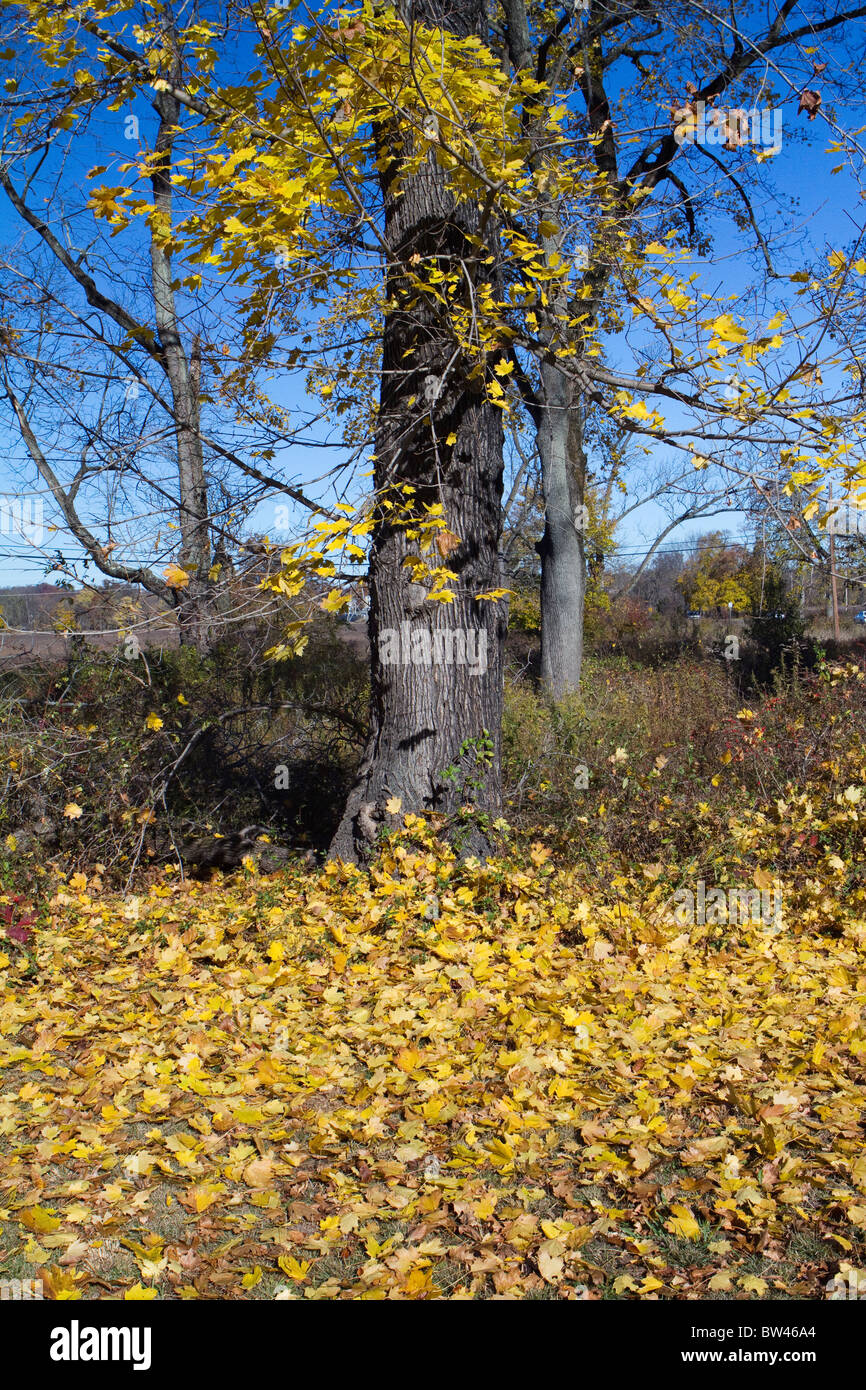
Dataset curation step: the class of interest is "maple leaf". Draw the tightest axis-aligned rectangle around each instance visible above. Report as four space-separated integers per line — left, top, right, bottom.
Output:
704 313 748 344
320 589 351 613
163 563 190 589
739 1274 768 1296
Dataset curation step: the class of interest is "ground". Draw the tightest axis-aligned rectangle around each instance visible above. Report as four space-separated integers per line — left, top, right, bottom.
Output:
1 812 864 1301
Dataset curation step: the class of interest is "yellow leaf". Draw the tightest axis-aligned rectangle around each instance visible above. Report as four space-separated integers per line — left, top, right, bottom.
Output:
537 1248 564 1283
739 1274 768 1296
187 1183 226 1213
704 313 748 344
320 589 351 613
277 1255 311 1282
20 1206 60 1234
163 564 190 589
665 1204 701 1240
395 1047 421 1072
235 1106 264 1125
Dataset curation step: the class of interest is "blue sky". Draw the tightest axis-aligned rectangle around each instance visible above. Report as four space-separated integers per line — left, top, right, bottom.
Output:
0 3 863 589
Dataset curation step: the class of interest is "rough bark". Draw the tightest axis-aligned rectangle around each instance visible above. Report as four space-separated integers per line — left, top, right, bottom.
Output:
329 0 506 862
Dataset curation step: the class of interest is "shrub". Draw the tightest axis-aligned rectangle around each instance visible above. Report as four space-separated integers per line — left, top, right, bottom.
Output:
0 617 368 882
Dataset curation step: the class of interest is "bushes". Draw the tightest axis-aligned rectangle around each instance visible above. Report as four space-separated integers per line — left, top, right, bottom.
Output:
0 617 368 882
742 568 809 685
503 655 738 825
502 652 866 933
1 606 864 929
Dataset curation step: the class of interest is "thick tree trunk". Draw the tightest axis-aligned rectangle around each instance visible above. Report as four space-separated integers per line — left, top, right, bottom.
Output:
538 364 586 699
329 0 506 862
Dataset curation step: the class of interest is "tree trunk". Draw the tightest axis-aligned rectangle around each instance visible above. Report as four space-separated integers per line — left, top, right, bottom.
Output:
329 0 506 862
151 82 211 650
538 364 586 699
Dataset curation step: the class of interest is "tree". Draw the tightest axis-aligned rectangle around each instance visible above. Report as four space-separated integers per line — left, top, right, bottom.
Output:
3 0 517 857
495 0 866 697
746 565 805 678
327 0 509 858
677 532 755 612
0 13 323 651
10 0 866 861
0 86 211 644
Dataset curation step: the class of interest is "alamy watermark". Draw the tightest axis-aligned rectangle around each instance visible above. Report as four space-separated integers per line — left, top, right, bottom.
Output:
668 879 782 928
674 102 783 155
0 1277 43 1299
0 494 43 546
824 495 866 537
380 622 487 675
49 1321 151 1371
826 1266 866 1299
